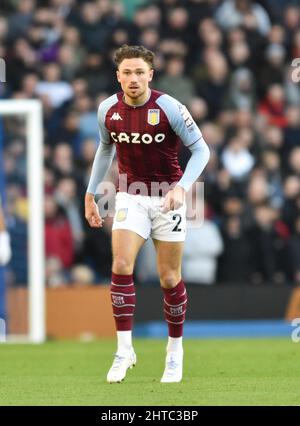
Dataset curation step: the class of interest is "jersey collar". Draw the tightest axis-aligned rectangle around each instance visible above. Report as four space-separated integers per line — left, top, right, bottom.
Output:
122 89 152 109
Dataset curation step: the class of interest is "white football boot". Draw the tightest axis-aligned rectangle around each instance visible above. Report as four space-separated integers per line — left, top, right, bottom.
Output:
160 350 183 383
106 349 136 383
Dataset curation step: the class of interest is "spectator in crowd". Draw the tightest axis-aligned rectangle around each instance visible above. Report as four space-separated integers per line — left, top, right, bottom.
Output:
156 55 196 105
248 204 289 285
35 62 73 108
193 50 229 119
45 256 68 287
221 135 255 181
218 215 251 284
260 148 283 208
54 176 84 255
283 107 300 160
215 0 271 36
5 184 28 286
257 43 286 97
7 0 35 40
224 67 256 111
281 175 300 232
259 84 288 128
183 200 223 285
45 194 74 272
70 264 95 285
288 216 300 285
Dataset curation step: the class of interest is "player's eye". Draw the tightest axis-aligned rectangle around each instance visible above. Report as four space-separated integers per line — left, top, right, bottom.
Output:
137 71 144 75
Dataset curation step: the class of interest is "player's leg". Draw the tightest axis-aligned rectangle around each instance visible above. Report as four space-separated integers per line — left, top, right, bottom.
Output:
151 196 187 383
107 192 151 383
153 239 187 382
107 229 145 383
111 228 145 347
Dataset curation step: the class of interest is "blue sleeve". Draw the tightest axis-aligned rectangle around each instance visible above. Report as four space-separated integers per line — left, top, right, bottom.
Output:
156 94 203 147
87 94 118 194
156 94 210 191
177 139 210 192
86 142 116 195
97 94 118 145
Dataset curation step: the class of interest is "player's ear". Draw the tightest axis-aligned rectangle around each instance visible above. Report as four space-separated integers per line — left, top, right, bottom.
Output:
148 69 154 82
116 70 120 83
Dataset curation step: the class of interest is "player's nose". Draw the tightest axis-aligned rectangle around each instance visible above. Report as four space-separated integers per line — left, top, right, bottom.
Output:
130 74 138 83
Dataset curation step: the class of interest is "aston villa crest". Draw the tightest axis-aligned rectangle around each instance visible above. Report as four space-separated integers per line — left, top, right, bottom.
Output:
147 109 160 126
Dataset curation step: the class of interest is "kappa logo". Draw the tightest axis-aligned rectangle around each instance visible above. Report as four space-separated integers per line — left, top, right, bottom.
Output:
110 112 123 120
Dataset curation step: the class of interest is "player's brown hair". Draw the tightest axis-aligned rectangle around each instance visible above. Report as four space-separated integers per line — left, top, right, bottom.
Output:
114 44 155 69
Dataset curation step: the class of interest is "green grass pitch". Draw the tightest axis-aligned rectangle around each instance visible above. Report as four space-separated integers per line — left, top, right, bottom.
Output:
0 338 300 406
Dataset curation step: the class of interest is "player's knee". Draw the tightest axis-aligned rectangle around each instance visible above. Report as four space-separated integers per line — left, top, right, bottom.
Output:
160 272 180 289
112 258 134 275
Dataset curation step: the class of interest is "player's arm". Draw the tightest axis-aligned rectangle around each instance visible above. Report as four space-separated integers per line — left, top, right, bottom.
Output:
0 200 11 266
177 138 210 192
85 142 116 227
157 95 210 212
161 138 210 212
85 100 116 228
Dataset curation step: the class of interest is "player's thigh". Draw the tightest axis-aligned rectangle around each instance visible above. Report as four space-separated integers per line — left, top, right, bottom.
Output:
112 229 145 271
153 239 184 280
112 192 151 240
151 202 187 243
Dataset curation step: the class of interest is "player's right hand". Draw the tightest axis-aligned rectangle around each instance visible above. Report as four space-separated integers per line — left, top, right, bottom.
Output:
85 193 104 228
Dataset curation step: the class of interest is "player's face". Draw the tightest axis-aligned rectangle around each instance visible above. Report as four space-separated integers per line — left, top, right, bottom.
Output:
117 58 154 103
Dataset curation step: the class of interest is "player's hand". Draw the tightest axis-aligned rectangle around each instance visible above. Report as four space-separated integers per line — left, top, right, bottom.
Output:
161 185 186 213
85 193 104 228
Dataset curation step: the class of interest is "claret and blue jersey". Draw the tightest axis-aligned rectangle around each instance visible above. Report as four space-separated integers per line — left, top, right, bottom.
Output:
97 89 204 192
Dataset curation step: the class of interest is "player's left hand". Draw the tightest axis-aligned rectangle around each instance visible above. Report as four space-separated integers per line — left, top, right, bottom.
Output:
161 185 186 213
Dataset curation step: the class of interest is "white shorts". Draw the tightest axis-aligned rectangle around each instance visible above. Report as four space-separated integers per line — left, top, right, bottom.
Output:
112 192 186 242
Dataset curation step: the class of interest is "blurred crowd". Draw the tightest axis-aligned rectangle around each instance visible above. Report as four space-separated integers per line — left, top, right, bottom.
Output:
0 0 300 286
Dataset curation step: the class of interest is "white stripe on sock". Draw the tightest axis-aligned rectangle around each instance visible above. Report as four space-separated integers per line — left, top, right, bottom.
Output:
112 303 135 308
166 319 185 325
164 299 187 308
113 313 134 317
111 282 134 287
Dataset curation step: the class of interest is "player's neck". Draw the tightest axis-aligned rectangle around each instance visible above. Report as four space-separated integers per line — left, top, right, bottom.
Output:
123 88 151 107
